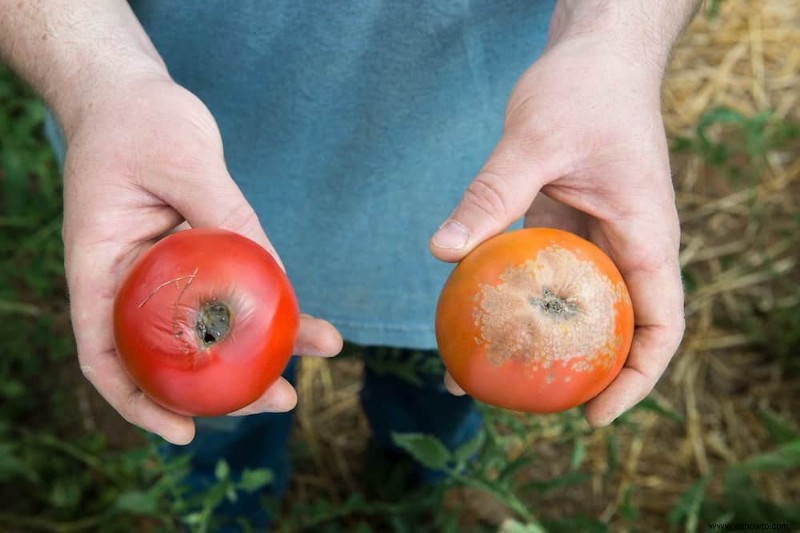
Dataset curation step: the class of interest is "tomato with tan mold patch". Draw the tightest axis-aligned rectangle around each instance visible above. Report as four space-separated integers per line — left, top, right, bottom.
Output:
435 228 633 413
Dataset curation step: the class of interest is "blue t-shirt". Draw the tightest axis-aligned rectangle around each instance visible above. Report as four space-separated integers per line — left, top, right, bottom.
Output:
52 1 555 349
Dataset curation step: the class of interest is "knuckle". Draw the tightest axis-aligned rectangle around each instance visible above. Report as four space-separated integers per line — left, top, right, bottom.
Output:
162 151 211 179
514 124 550 150
118 390 147 425
621 238 678 276
217 205 262 236
463 173 513 222
671 315 687 346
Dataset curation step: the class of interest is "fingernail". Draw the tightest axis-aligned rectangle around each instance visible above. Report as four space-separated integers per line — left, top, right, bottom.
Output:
601 401 636 427
594 415 616 428
433 220 470 250
302 348 337 357
444 373 466 396
269 386 297 412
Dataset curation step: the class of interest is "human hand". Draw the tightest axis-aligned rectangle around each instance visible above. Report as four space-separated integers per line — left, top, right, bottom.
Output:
62 73 342 444
431 25 685 426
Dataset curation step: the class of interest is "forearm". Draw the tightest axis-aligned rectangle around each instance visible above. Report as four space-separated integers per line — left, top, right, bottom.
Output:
548 0 700 73
0 0 168 137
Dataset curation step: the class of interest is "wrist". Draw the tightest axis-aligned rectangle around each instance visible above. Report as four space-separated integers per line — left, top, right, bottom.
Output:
55 57 170 142
548 0 699 75
0 0 170 139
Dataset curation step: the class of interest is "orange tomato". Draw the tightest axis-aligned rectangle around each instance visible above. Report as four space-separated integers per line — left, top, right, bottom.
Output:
435 228 634 413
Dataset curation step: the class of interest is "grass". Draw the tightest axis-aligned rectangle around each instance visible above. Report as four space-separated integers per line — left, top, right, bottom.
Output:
1 1 799 530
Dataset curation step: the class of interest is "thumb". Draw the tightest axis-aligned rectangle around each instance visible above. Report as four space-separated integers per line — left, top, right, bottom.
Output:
158 158 282 267
430 136 554 262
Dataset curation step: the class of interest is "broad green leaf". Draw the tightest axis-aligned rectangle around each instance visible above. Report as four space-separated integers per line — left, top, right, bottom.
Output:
116 490 160 515
723 468 771 522
758 409 799 445
737 440 800 472
392 433 451 470
454 431 485 465
182 512 204 526
215 459 230 481
239 468 273 492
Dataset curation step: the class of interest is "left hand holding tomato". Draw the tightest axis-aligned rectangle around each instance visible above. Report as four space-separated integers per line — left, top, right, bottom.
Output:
61 75 343 445
430 2 695 426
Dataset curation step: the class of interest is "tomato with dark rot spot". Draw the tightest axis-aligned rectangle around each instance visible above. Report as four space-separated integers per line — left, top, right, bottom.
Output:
113 228 299 417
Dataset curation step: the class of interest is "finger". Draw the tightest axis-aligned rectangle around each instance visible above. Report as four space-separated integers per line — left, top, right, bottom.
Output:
294 313 343 357
444 371 466 396
430 135 560 263
161 220 192 238
230 314 343 415
584 321 683 426
67 249 196 444
79 347 196 444
227 377 298 416
584 218 685 426
151 156 284 268
523 193 589 238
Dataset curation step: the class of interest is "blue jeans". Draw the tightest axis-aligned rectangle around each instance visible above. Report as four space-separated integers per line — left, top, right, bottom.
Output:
158 347 481 530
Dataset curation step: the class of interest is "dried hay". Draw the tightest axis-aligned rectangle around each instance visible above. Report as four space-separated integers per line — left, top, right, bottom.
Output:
288 1 800 529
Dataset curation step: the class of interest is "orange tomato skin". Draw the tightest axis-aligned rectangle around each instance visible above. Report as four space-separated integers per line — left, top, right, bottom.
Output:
435 228 634 413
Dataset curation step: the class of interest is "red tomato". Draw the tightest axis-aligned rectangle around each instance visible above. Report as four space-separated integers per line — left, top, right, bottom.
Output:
435 228 634 413
113 228 299 416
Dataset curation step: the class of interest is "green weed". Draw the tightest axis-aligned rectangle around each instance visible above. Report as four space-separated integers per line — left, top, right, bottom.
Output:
671 106 800 183
669 410 800 532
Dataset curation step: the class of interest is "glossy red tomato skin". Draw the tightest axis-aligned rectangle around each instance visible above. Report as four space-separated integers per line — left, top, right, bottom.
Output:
436 228 634 414
113 228 299 417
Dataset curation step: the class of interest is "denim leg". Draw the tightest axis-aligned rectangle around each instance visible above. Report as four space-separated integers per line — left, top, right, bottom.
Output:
359 347 482 482
158 357 297 530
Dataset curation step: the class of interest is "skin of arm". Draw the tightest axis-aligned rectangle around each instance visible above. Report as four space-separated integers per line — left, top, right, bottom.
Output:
432 0 700 426
0 0 167 137
0 0 343 445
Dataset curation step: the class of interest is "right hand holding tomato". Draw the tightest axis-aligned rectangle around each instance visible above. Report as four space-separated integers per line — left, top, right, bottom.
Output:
430 19 686 427
61 72 342 445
